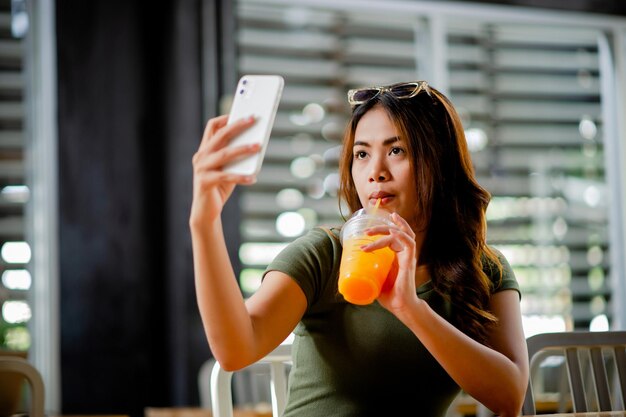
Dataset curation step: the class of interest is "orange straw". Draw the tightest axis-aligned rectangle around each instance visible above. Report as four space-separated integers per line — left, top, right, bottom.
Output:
366 198 382 229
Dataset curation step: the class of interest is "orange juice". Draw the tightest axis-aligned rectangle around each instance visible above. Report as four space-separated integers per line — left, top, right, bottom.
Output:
339 235 395 305
338 207 396 305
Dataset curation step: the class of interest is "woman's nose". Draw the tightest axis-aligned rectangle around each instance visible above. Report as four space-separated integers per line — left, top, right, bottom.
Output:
369 159 389 182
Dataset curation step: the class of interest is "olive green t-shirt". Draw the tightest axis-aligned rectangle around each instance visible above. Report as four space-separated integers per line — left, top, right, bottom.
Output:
264 227 520 417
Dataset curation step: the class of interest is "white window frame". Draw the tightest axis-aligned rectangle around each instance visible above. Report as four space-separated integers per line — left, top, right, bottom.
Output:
25 0 61 413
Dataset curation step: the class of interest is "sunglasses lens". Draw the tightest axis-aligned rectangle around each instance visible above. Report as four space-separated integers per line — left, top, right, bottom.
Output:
390 83 419 98
349 82 427 106
351 88 380 104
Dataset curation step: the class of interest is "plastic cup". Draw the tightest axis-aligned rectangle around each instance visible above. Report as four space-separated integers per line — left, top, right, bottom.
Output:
338 208 396 305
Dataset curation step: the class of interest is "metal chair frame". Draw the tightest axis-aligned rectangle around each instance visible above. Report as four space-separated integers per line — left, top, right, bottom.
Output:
0 355 45 417
208 343 292 417
523 330 626 415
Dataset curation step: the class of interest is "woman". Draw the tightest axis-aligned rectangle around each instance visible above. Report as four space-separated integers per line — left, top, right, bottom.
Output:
190 80 529 416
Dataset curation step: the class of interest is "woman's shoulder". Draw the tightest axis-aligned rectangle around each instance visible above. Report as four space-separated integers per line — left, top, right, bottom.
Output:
482 246 520 295
482 246 510 269
265 225 344 307
275 225 342 260
314 224 341 242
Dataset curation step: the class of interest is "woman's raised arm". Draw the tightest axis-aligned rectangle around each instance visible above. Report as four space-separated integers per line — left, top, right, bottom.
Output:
190 116 306 371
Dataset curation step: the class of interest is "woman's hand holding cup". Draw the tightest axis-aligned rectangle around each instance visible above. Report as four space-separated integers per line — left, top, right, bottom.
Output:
361 212 425 317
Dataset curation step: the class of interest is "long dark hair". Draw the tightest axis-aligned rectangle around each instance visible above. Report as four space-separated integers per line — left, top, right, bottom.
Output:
338 85 502 344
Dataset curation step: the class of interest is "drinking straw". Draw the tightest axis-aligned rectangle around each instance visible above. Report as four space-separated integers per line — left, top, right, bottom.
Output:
366 198 382 229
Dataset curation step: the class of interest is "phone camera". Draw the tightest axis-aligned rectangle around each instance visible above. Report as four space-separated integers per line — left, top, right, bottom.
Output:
242 79 248 85
239 89 245 95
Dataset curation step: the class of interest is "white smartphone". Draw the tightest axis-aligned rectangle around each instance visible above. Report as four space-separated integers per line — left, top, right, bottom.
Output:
223 74 284 176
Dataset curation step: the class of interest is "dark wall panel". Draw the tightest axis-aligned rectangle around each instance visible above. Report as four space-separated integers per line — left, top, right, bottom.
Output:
55 0 228 414
56 0 236 413
56 0 170 415
161 0 210 405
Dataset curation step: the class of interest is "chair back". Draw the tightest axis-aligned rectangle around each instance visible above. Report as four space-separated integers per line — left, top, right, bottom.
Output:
0 353 45 417
206 343 292 417
523 330 626 415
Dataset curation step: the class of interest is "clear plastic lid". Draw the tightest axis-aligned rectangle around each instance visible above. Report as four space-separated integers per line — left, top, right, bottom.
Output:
339 208 394 243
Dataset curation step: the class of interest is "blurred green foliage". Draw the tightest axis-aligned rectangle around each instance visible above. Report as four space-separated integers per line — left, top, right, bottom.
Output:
0 321 29 351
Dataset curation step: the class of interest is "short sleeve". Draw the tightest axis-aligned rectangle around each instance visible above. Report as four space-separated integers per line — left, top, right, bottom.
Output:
486 247 521 299
263 227 339 308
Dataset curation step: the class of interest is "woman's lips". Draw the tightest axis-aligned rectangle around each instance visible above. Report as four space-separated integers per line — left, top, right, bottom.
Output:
369 195 394 206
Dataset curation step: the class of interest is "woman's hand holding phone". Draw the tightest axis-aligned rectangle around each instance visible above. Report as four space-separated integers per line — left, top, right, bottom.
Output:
190 114 260 226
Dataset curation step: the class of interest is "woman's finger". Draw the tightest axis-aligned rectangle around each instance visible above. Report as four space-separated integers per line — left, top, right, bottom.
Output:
365 213 414 237
200 115 229 148
364 225 392 236
204 116 256 154
390 212 416 239
361 228 414 253
194 169 257 191
194 141 261 172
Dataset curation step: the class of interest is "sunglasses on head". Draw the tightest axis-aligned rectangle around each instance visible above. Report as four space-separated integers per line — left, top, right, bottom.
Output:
347 80 431 107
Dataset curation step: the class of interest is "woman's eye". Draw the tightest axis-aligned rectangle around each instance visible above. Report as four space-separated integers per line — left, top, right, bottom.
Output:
354 151 368 159
390 147 405 155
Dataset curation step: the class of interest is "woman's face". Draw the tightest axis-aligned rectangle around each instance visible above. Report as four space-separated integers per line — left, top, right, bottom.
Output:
351 106 420 229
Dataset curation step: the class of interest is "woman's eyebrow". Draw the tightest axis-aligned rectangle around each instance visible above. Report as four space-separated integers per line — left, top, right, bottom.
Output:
353 136 400 147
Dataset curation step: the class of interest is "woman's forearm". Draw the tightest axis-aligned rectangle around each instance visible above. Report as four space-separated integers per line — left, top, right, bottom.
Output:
400 302 527 416
190 217 259 370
